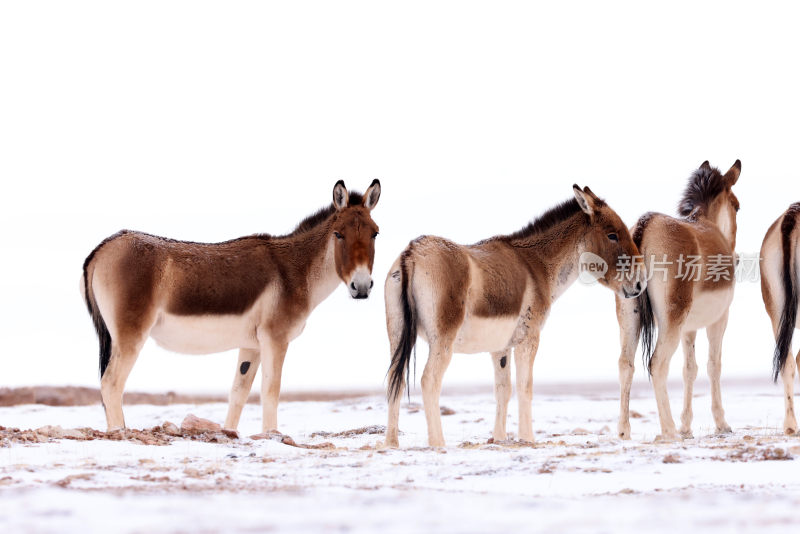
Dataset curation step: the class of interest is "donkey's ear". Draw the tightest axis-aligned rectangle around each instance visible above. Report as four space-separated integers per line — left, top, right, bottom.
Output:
364 179 381 211
333 180 349 211
582 186 601 201
573 184 595 216
724 159 741 186
700 160 711 170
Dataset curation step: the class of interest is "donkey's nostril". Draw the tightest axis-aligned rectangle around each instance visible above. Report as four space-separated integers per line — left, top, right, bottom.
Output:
350 282 357 291
369 280 374 289
635 281 643 292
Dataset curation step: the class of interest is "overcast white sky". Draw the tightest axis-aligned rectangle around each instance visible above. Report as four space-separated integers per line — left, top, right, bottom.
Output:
1 1 799 395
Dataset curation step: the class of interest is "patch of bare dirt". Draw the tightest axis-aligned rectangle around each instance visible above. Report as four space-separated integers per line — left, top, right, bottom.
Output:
537 461 557 473
250 430 335 449
724 446 793 462
0 419 239 447
53 473 94 487
0 386 378 407
457 438 540 450
311 425 386 438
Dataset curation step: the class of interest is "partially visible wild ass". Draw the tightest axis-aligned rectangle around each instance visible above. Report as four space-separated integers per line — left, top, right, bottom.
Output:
82 180 381 432
616 160 741 440
384 186 647 447
760 202 800 434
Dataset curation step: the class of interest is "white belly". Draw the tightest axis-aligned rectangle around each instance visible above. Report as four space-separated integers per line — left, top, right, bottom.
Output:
452 315 519 354
683 288 734 331
150 312 258 354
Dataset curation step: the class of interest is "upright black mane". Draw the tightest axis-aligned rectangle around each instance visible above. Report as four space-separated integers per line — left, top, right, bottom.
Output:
498 197 593 242
284 191 364 237
677 164 726 218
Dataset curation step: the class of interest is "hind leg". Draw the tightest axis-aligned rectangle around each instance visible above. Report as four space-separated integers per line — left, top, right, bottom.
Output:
649 327 681 440
679 330 698 438
224 348 260 430
768 309 797 434
616 296 640 440
384 265 407 448
385 339 407 448
515 332 540 442
491 349 512 441
385 371 406 448
421 339 454 447
771 301 798 433
100 334 148 431
706 311 732 433
781 350 799 434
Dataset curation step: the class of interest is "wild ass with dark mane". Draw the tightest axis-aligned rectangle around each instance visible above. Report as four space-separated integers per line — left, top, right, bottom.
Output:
616 160 741 441
82 180 381 432
760 202 800 434
384 186 646 447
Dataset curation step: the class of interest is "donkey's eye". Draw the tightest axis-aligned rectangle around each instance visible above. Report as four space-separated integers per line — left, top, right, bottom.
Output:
334 232 344 240
607 233 618 242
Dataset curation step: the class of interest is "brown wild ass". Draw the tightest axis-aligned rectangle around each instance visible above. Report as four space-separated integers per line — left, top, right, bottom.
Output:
384 186 646 447
82 180 381 432
760 202 800 434
616 160 741 440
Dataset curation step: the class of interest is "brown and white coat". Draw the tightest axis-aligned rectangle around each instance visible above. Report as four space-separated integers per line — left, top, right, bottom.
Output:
82 180 381 432
616 160 741 440
384 186 646 447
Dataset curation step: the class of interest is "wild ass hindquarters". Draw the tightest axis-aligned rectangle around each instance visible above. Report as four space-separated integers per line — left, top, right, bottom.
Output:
761 211 800 434
384 237 542 447
86 238 164 430
384 241 470 447
619 212 736 441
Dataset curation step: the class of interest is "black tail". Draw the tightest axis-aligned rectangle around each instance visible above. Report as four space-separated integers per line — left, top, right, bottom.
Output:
82 254 112 378
774 210 799 382
638 288 656 375
632 212 656 375
387 251 417 400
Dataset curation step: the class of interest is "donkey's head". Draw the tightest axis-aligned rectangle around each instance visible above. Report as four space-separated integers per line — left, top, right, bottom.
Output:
330 179 381 299
573 185 646 299
678 160 741 248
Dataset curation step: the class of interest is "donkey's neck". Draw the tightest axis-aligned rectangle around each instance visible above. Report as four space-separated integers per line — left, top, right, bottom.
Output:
307 233 342 310
507 212 588 301
277 220 342 313
710 203 737 250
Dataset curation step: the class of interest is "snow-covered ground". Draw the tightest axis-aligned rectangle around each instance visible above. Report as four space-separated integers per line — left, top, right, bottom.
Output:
1 380 799 533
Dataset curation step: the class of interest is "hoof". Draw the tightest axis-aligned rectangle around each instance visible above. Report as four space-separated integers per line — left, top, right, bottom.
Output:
679 429 694 439
716 425 733 435
654 432 680 443
784 418 798 435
